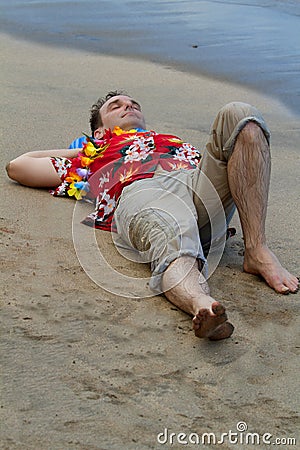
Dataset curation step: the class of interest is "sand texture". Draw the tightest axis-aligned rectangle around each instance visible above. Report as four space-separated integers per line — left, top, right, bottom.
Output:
0 34 299 449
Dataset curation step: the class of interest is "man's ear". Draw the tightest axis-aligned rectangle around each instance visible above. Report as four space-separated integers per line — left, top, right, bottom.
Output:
94 127 104 139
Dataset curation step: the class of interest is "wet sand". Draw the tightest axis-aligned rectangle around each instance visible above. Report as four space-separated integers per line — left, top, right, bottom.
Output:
1 0 300 117
0 33 299 449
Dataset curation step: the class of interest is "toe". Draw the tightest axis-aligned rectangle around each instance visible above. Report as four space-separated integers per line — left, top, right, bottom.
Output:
211 302 224 314
192 309 209 330
276 284 290 294
212 302 227 320
289 276 299 293
274 274 299 294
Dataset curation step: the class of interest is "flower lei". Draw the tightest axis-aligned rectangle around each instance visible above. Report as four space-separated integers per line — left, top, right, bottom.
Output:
65 134 106 200
66 127 142 200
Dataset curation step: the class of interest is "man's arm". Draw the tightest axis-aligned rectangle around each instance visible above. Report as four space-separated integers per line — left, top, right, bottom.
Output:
6 149 79 188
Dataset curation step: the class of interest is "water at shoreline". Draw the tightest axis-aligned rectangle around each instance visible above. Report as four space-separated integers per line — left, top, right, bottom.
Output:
1 0 300 116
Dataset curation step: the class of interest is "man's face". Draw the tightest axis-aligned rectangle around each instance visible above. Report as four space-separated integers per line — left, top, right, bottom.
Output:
95 95 146 137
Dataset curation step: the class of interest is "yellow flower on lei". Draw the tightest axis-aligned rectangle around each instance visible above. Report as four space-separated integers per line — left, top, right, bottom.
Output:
84 141 98 157
67 182 87 200
113 126 139 136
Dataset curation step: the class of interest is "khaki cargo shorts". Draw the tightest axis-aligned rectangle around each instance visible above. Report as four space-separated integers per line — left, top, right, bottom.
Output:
114 102 270 292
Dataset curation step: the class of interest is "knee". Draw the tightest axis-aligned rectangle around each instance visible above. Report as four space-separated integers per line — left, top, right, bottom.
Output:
238 121 269 146
219 101 254 122
222 101 253 112
219 102 269 143
128 208 180 254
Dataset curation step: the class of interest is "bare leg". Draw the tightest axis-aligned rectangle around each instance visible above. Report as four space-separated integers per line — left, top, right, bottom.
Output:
228 122 299 294
161 256 234 340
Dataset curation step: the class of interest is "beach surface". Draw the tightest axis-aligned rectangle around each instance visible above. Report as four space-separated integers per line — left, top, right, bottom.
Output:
1 0 300 117
0 33 299 449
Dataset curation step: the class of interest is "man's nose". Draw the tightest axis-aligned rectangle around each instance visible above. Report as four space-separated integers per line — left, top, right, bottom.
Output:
124 101 134 110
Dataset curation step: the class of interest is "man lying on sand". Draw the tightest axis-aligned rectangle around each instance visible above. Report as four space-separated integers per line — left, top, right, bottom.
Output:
6 91 299 340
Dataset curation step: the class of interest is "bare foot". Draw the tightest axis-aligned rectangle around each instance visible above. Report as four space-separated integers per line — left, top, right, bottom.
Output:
192 301 234 340
244 245 299 294
162 256 234 340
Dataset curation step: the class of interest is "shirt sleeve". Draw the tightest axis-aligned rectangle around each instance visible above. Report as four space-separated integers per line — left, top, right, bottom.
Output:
68 136 87 149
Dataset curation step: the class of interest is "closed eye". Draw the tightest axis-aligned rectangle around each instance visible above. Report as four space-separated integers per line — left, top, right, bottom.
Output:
107 101 122 111
107 99 142 111
132 102 141 111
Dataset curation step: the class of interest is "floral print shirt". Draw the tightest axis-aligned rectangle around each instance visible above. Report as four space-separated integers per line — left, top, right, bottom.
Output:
50 127 202 231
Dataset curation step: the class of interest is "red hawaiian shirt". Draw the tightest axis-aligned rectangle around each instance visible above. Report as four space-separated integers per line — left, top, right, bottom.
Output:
51 128 202 231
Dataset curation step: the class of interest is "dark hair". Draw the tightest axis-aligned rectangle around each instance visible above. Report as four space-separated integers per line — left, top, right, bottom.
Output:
89 90 128 135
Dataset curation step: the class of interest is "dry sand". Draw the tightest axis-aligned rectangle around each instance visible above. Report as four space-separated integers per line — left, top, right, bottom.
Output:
0 33 299 449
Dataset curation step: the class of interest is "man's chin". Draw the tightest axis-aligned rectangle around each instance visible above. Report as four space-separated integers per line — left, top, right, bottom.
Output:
122 121 146 131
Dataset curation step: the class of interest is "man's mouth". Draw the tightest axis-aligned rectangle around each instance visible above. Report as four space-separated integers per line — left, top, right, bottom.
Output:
122 111 136 117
